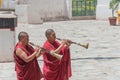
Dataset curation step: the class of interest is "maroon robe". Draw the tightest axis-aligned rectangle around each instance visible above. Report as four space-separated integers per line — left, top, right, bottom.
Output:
14 42 43 80
43 40 72 80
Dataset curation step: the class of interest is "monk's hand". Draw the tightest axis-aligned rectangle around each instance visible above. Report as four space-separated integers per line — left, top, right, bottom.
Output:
36 48 42 58
66 40 72 48
61 39 67 46
34 45 42 57
39 48 46 54
34 47 40 53
36 45 41 49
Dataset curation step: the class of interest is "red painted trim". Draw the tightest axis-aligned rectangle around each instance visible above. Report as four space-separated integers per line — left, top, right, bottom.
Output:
0 28 15 31
10 27 15 31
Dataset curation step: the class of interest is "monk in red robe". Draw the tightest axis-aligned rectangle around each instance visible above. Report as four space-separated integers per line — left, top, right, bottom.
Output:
43 29 72 80
14 31 43 80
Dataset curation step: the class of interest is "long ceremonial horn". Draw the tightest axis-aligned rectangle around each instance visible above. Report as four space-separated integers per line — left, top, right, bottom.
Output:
29 42 63 60
56 38 89 49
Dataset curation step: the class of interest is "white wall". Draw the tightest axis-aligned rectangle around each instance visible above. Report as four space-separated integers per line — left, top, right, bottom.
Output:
15 5 28 23
3 0 115 21
0 13 16 62
1 0 16 9
15 0 71 23
96 0 114 20
66 0 72 19
0 29 15 62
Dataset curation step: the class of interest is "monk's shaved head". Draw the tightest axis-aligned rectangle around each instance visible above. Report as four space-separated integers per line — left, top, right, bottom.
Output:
18 31 28 41
45 29 54 38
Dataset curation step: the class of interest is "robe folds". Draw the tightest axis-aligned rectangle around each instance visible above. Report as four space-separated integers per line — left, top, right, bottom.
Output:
43 40 72 80
14 42 43 80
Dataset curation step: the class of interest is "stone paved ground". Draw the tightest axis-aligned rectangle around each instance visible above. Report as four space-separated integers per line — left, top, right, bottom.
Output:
1 20 120 80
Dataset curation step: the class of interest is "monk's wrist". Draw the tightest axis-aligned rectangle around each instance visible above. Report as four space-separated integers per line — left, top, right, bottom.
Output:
50 50 54 55
60 43 65 47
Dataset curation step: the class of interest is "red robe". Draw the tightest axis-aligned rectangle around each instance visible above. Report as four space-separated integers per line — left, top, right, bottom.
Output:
14 42 43 80
43 40 72 80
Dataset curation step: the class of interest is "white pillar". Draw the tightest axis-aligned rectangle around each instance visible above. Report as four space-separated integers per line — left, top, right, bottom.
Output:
65 0 72 19
96 0 112 20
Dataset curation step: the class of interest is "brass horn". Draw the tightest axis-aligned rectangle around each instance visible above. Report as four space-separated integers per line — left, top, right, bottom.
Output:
56 38 89 49
29 42 63 60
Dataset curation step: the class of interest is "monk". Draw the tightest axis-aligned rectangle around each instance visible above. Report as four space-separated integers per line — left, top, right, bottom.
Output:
42 29 72 80
14 31 43 80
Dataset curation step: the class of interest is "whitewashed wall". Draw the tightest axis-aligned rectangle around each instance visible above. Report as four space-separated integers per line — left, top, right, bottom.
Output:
15 0 72 23
1 0 16 9
96 0 115 20
66 0 72 19
2 0 116 21
0 13 16 62
15 5 28 23
0 29 15 62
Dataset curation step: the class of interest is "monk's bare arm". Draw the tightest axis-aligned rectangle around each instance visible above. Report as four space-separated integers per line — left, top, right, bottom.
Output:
16 48 39 63
36 49 44 58
53 40 67 54
54 44 64 54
